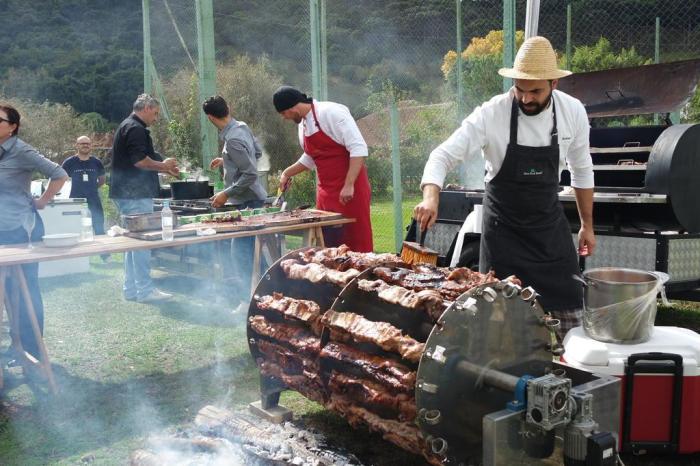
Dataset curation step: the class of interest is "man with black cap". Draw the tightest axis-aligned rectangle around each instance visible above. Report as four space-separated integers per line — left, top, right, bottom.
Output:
273 86 373 252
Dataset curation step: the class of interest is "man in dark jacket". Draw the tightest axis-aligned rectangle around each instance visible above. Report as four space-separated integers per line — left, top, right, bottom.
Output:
110 94 179 303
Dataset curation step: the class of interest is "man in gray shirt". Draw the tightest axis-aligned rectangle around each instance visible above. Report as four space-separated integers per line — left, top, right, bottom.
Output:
203 95 267 208
202 96 267 303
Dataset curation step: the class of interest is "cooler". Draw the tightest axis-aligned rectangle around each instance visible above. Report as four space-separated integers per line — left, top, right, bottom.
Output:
563 326 700 455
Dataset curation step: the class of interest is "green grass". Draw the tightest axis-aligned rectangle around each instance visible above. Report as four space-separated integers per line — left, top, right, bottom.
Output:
370 196 421 253
1 247 700 465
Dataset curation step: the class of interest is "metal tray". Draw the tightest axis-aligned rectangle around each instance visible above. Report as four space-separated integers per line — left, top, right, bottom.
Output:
119 213 179 232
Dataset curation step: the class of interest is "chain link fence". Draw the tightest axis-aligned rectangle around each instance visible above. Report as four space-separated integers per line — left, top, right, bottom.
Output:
144 0 700 252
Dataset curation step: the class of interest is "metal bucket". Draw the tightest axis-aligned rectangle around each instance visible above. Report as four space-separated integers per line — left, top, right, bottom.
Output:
580 268 663 344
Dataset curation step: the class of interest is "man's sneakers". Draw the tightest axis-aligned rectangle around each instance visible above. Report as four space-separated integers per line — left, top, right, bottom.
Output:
125 289 174 303
138 289 173 303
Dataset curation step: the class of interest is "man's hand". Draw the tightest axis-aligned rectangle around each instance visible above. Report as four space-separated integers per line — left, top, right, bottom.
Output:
413 199 438 231
209 157 223 170
414 184 440 231
339 184 354 205
279 173 292 192
210 191 228 208
33 198 49 210
578 225 596 257
162 158 180 177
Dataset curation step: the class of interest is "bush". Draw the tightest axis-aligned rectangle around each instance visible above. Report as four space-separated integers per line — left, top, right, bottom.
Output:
0 95 91 163
566 37 651 73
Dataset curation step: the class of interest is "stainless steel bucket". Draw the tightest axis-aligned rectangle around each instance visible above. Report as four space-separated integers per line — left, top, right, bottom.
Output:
580 268 663 344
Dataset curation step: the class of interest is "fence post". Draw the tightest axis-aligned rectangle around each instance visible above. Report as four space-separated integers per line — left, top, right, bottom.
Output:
142 0 152 94
456 0 468 186
310 0 322 98
390 99 403 253
196 0 218 170
502 0 516 92
655 17 660 124
320 0 328 100
566 2 572 70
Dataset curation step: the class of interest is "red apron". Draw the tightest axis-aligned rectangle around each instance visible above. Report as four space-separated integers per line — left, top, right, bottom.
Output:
303 103 373 252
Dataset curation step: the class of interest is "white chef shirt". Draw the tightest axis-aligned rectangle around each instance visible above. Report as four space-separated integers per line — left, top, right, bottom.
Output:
297 100 368 170
421 89 594 189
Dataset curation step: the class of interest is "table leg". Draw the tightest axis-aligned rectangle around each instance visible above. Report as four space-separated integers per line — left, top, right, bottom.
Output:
251 236 263 298
0 269 5 392
12 265 58 394
314 226 325 247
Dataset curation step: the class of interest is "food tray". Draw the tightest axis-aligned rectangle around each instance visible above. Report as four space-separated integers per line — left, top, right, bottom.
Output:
120 213 179 232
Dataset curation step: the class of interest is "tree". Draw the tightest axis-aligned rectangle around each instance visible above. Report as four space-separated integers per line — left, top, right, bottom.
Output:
441 30 525 112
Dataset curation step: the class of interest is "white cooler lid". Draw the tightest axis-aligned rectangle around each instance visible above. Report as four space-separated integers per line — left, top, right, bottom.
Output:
563 326 700 376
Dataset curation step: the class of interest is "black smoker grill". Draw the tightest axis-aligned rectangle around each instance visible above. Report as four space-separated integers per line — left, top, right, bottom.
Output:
409 59 700 299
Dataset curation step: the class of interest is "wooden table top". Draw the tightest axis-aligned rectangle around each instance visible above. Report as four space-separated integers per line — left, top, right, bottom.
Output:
0 217 353 267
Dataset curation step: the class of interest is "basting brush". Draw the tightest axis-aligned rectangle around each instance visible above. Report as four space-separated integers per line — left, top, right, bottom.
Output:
400 228 439 266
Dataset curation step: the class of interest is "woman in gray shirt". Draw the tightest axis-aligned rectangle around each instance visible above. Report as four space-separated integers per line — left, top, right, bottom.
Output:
0 103 68 359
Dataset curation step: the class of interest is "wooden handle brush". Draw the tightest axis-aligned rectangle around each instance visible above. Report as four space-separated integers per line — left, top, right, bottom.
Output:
400 227 439 266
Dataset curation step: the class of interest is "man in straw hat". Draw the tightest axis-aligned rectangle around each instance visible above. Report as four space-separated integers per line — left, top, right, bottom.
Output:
414 36 594 338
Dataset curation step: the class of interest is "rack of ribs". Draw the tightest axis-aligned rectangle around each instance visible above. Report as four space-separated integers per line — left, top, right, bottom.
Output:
260 360 326 404
280 259 361 286
321 310 425 363
357 279 446 321
329 371 417 422
256 339 320 373
255 293 322 326
298 246 407 271
320 342 416 393
248 316 321 357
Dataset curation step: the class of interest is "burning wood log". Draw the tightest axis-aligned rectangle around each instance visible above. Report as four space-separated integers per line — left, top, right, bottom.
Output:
321 310 425 363
194 405 364 465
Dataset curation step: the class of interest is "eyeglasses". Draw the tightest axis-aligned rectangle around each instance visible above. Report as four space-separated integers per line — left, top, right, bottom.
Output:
0 117 12 124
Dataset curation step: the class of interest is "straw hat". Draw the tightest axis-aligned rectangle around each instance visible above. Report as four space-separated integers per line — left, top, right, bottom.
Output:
498 36 571 80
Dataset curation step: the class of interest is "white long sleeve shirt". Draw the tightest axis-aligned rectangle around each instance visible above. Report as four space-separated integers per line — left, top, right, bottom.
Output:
297 100 368 170
421 89 594 189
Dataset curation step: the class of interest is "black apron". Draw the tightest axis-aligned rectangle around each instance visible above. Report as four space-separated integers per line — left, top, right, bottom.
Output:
479 97 582 312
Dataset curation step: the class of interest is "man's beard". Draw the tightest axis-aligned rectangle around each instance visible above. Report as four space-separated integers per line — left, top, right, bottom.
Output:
518 90 553 116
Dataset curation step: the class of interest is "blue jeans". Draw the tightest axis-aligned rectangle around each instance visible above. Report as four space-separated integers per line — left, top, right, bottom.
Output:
113 198 154 299
228 199 266 296
0 212 46 358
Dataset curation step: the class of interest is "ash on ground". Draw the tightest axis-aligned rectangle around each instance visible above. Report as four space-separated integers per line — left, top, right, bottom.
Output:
130 405 363 466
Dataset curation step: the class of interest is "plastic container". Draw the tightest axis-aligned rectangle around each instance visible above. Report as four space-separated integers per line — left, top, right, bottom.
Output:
563 326 700 454
161 200 174 241
80 208 94 242
43 233 81 247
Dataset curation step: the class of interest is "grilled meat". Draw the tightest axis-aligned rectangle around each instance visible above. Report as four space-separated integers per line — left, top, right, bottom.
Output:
321 310 424 363
357 279 446 321
260 360 326 403
248 316 321 356
320 342 415 392
329 371 416 422
256 293 321 324
280 259 360 286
